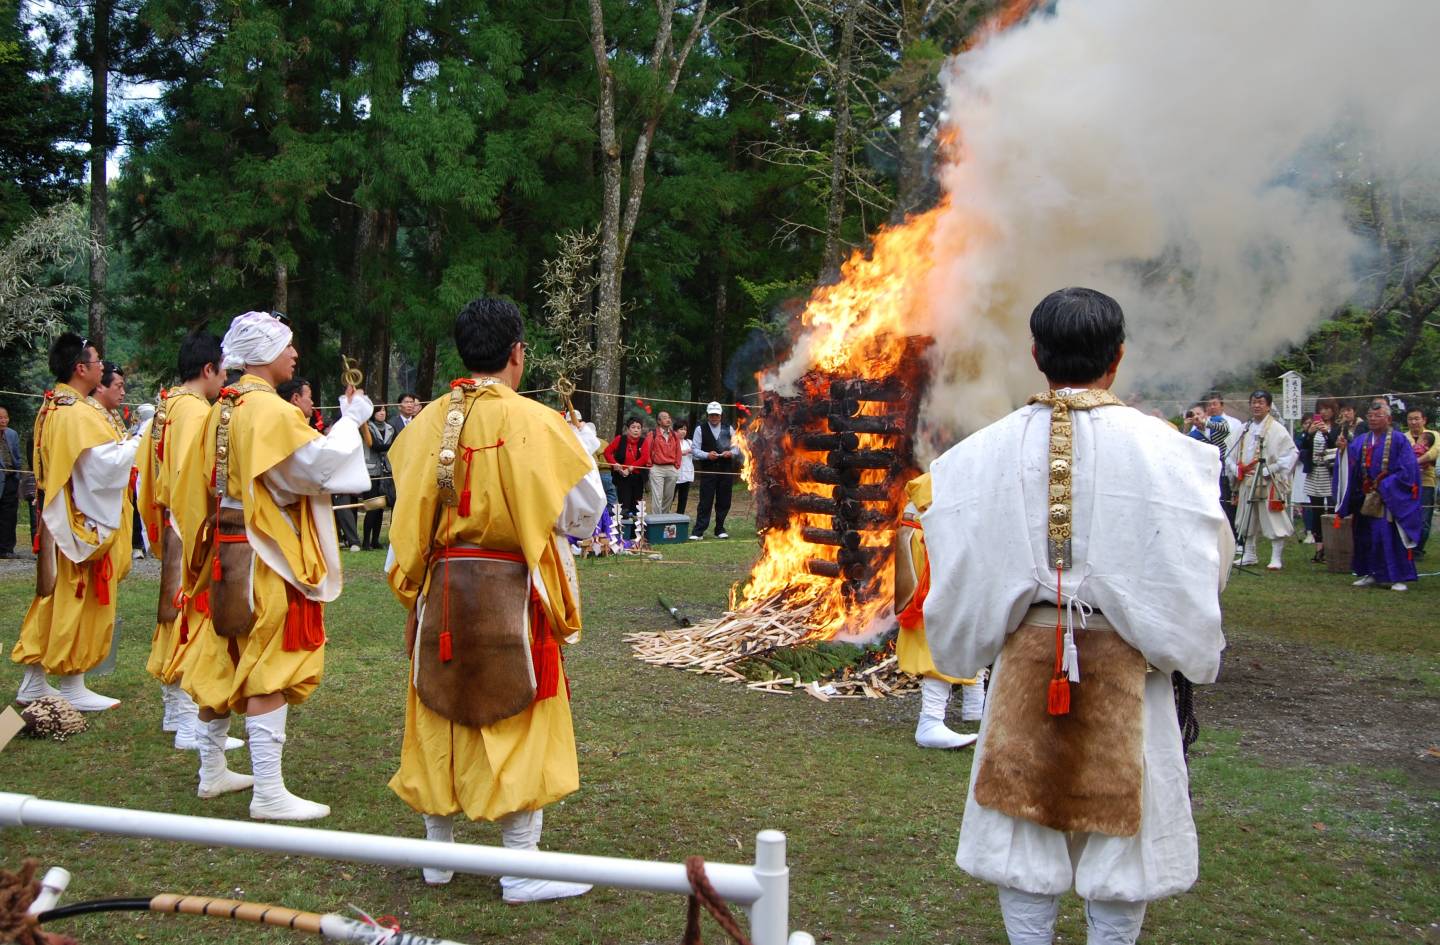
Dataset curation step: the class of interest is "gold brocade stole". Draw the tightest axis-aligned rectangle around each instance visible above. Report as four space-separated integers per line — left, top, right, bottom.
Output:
1025 388 1125 570
1024 388 1124 715
213 381 275 500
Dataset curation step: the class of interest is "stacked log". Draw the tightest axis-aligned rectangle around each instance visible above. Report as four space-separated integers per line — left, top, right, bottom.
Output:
746 336 931 604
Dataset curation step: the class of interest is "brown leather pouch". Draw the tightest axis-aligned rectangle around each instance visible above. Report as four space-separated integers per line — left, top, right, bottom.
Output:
415 550 534 728
974 621 1148 837
1360 490 1385 518
211 507 256 638
35 514 56 598
156 525 183 622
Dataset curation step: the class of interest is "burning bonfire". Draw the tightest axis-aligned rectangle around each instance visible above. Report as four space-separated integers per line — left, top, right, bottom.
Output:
629 204 946 699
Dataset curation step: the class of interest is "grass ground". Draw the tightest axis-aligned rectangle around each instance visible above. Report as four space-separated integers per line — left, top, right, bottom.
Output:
0 506 1435 945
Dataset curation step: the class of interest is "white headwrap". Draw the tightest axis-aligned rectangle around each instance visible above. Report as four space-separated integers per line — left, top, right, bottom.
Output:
221 311 292 370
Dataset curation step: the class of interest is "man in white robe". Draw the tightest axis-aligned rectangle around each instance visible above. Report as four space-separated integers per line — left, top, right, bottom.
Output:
1225 390 1298 570
923 287 1231 945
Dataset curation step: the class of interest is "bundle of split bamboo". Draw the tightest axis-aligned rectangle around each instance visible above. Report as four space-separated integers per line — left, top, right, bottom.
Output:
627 593 919 700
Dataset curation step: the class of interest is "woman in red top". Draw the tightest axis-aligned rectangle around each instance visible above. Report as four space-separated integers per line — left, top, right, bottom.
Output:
604 417 651 517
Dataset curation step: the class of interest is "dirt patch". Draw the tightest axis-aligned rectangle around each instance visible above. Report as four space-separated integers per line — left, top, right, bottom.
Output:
1198 629 1440 791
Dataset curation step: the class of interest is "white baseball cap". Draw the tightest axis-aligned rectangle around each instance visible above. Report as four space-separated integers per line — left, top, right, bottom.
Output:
706 401 722 414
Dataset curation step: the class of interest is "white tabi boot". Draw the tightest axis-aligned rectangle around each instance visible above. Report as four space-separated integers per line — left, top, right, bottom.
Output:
55 674 119 712
16 665 60 705
915 677 978 750
1237 542 1258 566
196 716 254 798
1267 539 1285 571
421 814 455 886
172 687 243 751
960 672 987 722
161 682 181 732
498 809 592 904
246 705 329 821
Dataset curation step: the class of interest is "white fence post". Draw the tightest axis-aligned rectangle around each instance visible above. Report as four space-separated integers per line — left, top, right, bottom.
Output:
0 793 810 943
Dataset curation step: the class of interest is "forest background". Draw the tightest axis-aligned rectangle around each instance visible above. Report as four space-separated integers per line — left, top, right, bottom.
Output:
3 0 1438 437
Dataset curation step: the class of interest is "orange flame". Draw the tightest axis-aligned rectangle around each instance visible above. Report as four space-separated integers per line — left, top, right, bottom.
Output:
737 204 947 639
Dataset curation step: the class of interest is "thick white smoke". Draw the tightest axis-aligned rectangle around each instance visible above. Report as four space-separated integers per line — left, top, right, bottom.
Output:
921 0 1440 437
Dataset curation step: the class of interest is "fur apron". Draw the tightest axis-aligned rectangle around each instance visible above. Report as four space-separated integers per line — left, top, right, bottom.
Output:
974 613 1147 837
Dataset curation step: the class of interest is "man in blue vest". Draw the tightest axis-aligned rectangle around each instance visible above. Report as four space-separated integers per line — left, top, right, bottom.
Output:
689 402 740 540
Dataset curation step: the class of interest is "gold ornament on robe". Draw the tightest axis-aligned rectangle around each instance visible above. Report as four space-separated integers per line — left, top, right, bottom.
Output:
1026 388 1124 569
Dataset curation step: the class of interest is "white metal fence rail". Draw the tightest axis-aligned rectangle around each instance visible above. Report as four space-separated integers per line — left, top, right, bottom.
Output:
0 792 814 945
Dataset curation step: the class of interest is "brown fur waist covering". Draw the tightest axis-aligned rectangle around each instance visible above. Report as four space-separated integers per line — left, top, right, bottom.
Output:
34 511 57 598
415 546 536 729
210 507 256 638
973 618 1147 837
156 524 183 622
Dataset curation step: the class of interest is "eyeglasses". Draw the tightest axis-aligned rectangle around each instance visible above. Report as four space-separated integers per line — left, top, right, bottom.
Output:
270 311 291 326
514 340 528 352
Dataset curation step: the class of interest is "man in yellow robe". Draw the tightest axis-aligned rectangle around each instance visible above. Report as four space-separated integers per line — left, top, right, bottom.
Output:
174 311 371 820
894 473 983 750
386 297 603 901
134 331 244 753
12 333 140 711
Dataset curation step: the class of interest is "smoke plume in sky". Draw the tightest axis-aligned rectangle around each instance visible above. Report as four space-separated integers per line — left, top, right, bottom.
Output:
919 0 1440 436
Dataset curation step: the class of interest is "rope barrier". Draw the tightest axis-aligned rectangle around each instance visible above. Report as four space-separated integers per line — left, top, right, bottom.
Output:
6 384 1440 416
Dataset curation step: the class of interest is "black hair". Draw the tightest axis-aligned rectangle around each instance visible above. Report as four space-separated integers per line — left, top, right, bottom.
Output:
49 332 90 384
100 360 124 388
1249 390 1273 406
454 297 524 374
1204 391 1224 404
178 331 224 381
277 377 310 404
1405 405 1426 417
399 391 419 402
1029 287 1126 384
625 416 644 430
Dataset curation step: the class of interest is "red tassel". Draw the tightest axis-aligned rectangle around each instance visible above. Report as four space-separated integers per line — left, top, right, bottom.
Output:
194 590 210 615
75 579 85 599
94 563 110 606
458 489 471 518
213 553 222 582
32 531 40 554
438 630 453 663
1332 515 1341 530
1048 676 1071 715
147 522 159 543
178 613 189 644
530 593 563 701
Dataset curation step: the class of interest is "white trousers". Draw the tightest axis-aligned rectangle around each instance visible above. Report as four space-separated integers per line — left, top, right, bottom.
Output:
998 886 1147 945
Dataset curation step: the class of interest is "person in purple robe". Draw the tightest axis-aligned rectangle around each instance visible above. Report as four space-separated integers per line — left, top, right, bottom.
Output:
1337 399 1422 591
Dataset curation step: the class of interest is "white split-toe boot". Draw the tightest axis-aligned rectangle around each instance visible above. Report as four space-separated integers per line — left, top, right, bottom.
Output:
246 705 329 821
171 687 243 751
499 809 592 904
161 682 181 732
16 665 60 705
1267 539 1285 570
915 677 978 750
422 814 455 885
55 674 119 711
960 672 987 722
196 716 255 798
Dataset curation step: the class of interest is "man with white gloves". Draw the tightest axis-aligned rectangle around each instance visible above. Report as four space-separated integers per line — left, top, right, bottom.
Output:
174 311 371 820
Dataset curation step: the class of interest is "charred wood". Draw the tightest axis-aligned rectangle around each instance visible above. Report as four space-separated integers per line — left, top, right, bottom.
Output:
801 527 863 550
795 431 861 452
805 558 842 578
801 463 860 487
827 449 897 469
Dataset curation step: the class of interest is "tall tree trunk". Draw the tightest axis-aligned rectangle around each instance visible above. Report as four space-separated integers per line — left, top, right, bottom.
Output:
587 0 711 439
891 0 925 222
274 259 289 312
87 0 111 353
821 4 857 280
710 271 727 398
588 0 624 441
416 338 437 401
